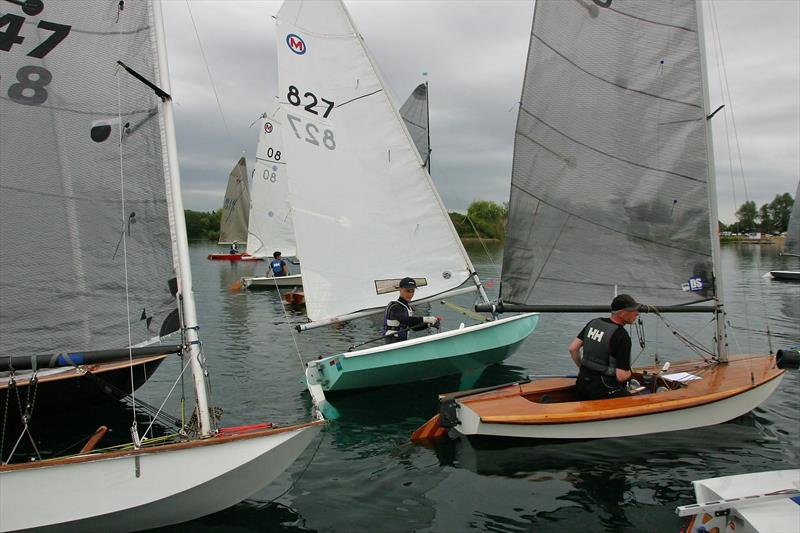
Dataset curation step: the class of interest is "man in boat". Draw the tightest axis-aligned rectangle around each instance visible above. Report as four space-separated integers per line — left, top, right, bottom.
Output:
230 241 240 254
382 277 441 344
269 251 289 277
568 294 640 400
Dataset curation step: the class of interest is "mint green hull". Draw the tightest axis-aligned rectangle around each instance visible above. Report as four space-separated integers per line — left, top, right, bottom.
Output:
307 313 538 392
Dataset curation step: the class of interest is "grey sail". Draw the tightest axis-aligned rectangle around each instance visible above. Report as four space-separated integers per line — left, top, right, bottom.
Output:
217 156 251 245
0 0 179 359
782 181 800 256
502 0 715 307
400 83 430 169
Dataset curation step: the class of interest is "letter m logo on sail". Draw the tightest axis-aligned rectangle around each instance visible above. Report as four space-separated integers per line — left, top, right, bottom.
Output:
286 34 307 55
587 327 604 343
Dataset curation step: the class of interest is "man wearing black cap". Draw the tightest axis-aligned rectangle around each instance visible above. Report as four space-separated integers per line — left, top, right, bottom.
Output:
568 294 640 400
382 277 441 343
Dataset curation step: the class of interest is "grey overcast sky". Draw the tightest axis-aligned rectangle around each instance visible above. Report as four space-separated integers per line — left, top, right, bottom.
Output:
162 0 799 224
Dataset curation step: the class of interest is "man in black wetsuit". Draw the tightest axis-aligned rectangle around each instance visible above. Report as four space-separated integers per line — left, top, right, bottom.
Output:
382 277 440 344
568 294 641 400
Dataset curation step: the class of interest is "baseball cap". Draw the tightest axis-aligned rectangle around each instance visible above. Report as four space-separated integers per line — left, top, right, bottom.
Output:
611 294 639 311
398 277 417 289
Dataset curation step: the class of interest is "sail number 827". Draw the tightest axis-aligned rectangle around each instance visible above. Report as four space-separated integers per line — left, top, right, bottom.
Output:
286 113 336 151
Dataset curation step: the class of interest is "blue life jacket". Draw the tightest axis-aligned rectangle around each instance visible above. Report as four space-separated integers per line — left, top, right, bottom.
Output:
270 259 286 276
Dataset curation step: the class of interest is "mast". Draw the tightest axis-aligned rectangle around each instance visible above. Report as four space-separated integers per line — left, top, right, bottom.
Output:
425 80 431 173
152 0 214 434
696 1 728 362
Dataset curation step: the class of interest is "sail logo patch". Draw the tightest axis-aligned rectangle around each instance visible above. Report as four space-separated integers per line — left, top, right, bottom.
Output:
587 327 604 342
264 122 273 134
682 276 704 292
286 34 306 55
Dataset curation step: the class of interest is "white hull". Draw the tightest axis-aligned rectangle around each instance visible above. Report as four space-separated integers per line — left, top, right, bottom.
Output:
769 270 800 281
680 469 800 533
455 373 783 439
0 423 322 532
242 274 303 289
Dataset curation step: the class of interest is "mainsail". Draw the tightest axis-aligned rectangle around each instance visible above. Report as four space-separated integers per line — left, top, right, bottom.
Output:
275 1 475 322
502 0 716 306
217 157 251 245
400 82 430 169
246 112 297 258
0 0 179 358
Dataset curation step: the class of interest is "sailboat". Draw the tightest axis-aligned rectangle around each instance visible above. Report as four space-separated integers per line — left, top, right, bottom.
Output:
769 181 800 281
240 111 304 289
207 157 261 261
0 1 322 530
412 0 784 442
676 469 800 533
274 0 538 416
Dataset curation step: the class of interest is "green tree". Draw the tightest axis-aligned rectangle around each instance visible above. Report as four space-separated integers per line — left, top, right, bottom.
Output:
464 200 508 240
735 200 757 233
758 203 772 234
767 192 793 233
184 209 221 240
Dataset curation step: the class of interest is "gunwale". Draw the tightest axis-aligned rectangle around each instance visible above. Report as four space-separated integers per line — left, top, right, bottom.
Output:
0 419 324 472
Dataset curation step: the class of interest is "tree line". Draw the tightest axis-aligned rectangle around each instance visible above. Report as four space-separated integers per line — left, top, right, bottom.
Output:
185 200 509 241
723 192 794 234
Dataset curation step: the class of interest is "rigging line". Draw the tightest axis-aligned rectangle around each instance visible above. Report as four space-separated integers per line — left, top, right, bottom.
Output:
268 425 326 505
510 183 712 258
140 354 195 440
115 17 138 434
273 277 307 370
184 0 231 140
517 108 705 184
709 1 763 355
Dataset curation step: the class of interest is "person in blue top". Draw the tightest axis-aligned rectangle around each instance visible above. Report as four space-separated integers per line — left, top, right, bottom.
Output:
381 277 441 344
568 294 640 400
269 251 289 277
229 241 240 254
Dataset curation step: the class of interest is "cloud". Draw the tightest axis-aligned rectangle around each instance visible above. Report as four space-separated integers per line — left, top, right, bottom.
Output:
164 0 798 225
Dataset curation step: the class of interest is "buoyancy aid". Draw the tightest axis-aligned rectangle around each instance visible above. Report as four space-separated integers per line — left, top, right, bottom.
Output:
270 259 285 276
580 318 622 376
382 299 412 340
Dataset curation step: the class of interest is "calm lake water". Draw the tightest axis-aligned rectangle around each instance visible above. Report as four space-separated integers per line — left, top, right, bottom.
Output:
18 242 800 532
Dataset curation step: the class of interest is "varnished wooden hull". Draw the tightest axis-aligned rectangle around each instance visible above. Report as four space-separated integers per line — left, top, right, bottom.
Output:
436 355 783 440
0 354 167 415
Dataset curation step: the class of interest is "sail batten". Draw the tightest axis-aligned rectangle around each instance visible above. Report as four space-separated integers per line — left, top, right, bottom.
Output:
503 0 715 307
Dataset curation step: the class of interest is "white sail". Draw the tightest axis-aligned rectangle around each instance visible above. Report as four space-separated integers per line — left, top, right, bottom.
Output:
218 157 251 245
275 0 474 322
246 112 297 258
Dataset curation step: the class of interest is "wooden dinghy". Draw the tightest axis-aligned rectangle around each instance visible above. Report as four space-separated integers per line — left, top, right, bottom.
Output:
284 289 305 306
413 355 784 441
